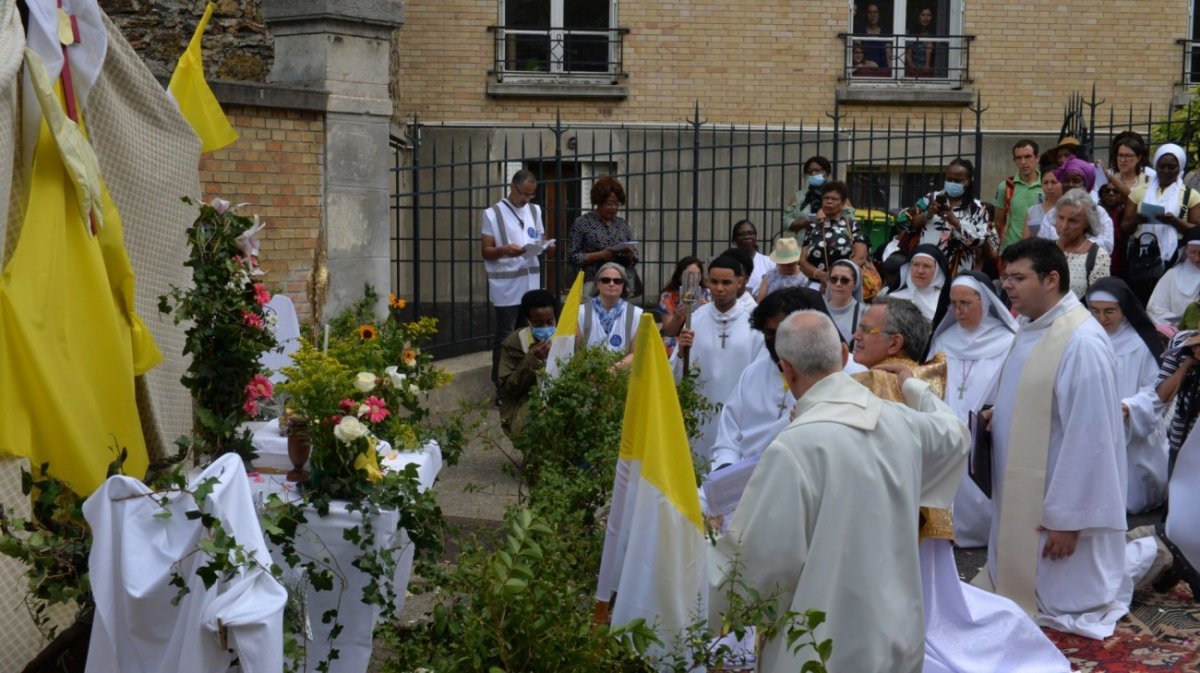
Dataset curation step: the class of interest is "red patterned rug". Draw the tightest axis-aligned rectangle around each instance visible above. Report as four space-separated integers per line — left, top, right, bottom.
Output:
1044 583 1200 672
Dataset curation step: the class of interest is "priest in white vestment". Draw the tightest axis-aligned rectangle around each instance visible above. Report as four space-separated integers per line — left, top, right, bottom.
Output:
928 271 1017 547
985 238 1156 639
673 255 764 464
1086 278 1170 513
1147 228 1200 327
855 297 1070 673
709 310 969 673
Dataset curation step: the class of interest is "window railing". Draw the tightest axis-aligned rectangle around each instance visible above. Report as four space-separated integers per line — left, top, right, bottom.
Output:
488 25 629 83
839 33 974 87
1178 39 1200 87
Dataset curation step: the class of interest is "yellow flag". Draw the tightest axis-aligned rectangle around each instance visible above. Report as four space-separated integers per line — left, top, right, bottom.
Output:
619 314 703 530
546 272 584 377
553 271 585 338
168 2 237 153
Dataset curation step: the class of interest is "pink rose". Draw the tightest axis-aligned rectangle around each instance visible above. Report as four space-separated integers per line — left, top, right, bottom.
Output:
243 398 259 417
253 284 271 306
246 374 274 400
242 310 264 329
339 398 357 412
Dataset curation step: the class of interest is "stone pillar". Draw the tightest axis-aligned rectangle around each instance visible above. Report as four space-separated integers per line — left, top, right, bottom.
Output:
262 0 403 318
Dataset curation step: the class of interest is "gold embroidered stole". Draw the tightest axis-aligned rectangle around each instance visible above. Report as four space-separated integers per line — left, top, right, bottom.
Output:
852 354 954 540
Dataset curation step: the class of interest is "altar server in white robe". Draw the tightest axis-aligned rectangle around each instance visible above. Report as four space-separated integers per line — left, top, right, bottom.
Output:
674 255 764 464
928 271 1018 548
984 238 1157 639
577 262 643 366
709 310 969 673
709 287 862 471
891 244 952 326
1087 277 1170 513
1147 227 1200 326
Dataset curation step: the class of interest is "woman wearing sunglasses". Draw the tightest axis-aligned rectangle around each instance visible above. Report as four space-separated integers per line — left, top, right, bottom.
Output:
577 263 644 362
822 259 863 348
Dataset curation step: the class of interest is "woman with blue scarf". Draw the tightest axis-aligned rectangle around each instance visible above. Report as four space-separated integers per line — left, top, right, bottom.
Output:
578 263 644 365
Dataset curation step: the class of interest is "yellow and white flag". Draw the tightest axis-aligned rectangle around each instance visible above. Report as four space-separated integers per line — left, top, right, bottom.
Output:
596 313 707 663
546 271 584 378
168 2 237 153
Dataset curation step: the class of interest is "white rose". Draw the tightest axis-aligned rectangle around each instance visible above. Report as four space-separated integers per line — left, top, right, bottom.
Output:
334 416 369 443
408 383 420 396
353 372 377 393
357 404 370 418
384 365 406 388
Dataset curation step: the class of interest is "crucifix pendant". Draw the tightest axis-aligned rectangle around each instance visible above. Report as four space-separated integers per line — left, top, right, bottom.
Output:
957 382 966 399
777 399 789 418
718 330 729 348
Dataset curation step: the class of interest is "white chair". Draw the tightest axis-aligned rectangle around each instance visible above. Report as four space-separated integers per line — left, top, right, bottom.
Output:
261 294 303 384
84 454 287 673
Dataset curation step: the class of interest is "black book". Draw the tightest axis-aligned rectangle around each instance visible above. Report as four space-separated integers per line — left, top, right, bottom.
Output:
968 406 993 499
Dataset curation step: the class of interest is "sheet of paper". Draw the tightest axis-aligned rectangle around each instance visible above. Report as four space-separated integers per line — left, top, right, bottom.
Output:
607 240 639 252
701 455 761 519
522 238 555 259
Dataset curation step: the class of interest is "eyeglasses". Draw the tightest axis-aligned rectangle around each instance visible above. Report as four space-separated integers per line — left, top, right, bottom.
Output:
597 277 625 285
829 276 854 286
856 326 895 336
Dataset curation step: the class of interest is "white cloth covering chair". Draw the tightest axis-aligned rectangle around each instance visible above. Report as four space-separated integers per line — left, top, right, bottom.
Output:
84 454 287 673
262 293 303 384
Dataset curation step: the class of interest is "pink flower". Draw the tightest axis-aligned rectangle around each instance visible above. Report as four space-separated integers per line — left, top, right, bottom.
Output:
243 398 259 417
242 310 264 329
339 398 357 413
359 396 390 423
246 374 274 400
253 283 271 306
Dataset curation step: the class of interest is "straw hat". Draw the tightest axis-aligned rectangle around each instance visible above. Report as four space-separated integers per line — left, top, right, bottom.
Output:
1052 136 1081 156
769 236 802 264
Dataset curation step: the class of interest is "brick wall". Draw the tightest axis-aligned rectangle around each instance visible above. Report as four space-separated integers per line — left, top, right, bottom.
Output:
394 0 1189 131
199 105 324 323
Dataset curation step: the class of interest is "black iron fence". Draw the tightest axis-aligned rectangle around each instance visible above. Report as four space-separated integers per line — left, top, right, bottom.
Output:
488 25 629 81
839 33 973 87
390 103 986 357
1059 87 1200 171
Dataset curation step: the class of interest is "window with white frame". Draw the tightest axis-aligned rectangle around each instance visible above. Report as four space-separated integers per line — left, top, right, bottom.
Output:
498 0 620 77
846 0 964 82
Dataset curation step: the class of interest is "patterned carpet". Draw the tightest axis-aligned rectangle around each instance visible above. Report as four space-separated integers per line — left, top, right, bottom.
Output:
1044 583 1200 672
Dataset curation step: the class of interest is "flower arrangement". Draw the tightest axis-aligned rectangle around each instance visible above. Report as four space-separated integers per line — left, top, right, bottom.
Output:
276 286 451 500
159 198 277 467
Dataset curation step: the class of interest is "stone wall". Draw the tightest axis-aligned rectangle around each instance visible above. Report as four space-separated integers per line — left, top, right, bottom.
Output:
100 0 272 80
199 103 324 324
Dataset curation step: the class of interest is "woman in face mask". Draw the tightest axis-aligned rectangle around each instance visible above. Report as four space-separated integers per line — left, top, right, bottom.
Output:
896 157 998 276
497 289 559 439
783 155 854 234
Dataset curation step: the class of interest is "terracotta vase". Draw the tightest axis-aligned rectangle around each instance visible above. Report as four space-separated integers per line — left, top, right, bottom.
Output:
286 418 311 483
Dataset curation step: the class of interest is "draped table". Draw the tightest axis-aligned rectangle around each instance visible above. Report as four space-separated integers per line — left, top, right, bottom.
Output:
246 420 442 673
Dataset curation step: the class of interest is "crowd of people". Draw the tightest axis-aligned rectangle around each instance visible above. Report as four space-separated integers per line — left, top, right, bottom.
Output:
480 132 1200 669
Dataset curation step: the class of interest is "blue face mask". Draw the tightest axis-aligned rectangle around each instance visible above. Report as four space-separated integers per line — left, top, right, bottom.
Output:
531 326 556 342
807 174 826 188
942 181 966 198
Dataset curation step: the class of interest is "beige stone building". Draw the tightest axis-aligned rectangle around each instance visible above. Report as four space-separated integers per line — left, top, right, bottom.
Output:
394 0 1191 131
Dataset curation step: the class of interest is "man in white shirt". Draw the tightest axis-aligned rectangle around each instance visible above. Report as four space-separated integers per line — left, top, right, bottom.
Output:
480 170 551 398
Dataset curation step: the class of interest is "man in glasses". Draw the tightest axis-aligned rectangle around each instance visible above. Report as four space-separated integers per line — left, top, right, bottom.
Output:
674 255 764 465
981 238 1157 639
480 170 551 400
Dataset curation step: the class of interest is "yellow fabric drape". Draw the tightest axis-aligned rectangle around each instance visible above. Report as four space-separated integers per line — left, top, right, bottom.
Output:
0 79 156 494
